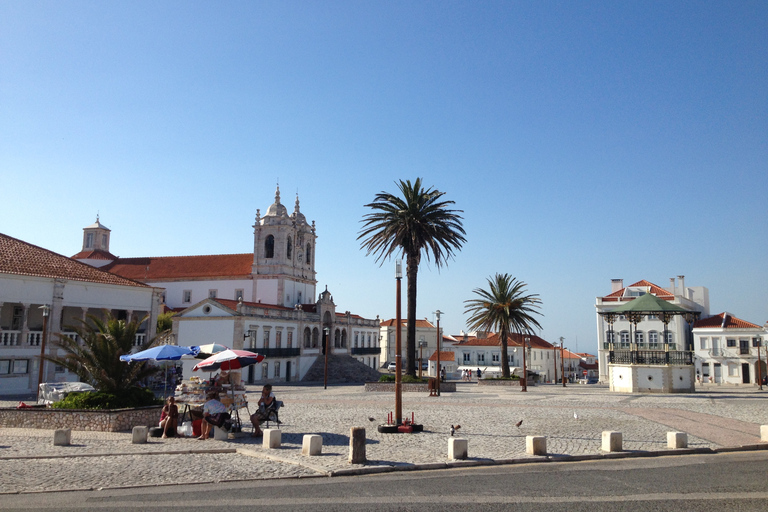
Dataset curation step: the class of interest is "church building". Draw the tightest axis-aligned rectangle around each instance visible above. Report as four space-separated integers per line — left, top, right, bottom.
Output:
74 187 380 383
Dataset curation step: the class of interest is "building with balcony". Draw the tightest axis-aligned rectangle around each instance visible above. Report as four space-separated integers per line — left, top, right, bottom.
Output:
0 233 162 396
692 312 765 385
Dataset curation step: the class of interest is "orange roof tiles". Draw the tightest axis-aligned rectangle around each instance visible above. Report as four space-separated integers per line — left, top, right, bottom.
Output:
604 280 674 300
1 233 148 288
456 332 555 349
380 319 436 328
429 351 455 361
71 249 117 260
694 312 761 329
104 253 254 281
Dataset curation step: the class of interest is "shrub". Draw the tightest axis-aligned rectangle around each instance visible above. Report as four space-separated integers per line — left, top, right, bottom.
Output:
401 375 427 383
51 387 161 410
378 375 396 382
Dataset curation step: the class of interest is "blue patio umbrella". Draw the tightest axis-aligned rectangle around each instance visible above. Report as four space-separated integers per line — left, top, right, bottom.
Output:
120 345 200 396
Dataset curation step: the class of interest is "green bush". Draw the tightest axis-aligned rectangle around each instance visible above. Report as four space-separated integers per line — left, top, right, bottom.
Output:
401 375 427 383
51 387 161 410
378 375 396 382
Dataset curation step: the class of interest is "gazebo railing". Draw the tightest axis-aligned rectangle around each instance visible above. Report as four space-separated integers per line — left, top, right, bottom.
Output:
609 350 693 366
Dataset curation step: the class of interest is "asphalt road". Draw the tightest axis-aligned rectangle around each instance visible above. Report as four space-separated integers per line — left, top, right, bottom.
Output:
4 451 768 512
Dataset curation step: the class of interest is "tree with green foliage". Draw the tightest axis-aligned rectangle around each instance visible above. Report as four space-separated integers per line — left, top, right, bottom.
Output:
45 312 161 394
359 178 466 376
464 274 543 388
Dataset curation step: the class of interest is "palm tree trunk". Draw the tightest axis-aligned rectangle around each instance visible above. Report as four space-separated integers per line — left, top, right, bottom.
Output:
405 255 418 377
500 329 510 378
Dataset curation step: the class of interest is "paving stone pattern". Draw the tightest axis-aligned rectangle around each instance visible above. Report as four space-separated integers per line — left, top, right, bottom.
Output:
1 383 766 494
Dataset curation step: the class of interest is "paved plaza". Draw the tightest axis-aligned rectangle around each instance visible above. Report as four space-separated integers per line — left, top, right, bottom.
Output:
2 382 767 494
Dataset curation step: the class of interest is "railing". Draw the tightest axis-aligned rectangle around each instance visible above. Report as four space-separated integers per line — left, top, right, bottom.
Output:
259 347 300 358
27 331 42 346
609 350 693 366
0 331 20 346
351 346 381 355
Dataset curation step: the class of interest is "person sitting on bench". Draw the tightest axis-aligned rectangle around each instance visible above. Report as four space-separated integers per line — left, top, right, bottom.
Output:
198 391 229 440
250 384 277 437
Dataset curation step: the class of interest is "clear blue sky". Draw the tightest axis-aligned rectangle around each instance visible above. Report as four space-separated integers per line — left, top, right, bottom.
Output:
2 1 766 354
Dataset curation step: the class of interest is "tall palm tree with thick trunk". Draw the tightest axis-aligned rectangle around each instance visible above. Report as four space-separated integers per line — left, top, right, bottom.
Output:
359 178 466 377
46 312 161 394
464 274 543 389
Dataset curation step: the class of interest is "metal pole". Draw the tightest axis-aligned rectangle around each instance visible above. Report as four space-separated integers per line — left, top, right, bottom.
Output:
560 337 566 387
323 327 329 390
553 343 557 384
521 335 528 392
435 310 442 396
757 338 763 391
395 261 403 425
36 305 50 402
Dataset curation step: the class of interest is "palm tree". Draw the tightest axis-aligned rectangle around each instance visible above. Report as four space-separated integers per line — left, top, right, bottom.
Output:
464 274 543 389
45 312 161 394
359 178 466 376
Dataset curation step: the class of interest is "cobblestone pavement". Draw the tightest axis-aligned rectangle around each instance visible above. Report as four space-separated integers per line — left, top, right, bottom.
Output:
2 383 767 494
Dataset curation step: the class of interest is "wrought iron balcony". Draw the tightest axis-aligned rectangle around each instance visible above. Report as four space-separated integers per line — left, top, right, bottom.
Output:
259 347 301 358
609 350 693 366
351 346 381 355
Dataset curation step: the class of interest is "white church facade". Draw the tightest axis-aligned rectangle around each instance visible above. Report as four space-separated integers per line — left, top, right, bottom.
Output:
77 187 380 383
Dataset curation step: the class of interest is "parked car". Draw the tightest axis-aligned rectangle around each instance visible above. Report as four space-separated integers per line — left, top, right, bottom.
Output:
421 362 429 371
387 361 397 372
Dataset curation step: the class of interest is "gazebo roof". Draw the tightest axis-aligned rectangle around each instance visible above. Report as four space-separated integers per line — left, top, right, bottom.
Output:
605 292 691 314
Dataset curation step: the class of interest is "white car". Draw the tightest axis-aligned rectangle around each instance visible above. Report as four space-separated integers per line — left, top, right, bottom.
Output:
387 362 397 372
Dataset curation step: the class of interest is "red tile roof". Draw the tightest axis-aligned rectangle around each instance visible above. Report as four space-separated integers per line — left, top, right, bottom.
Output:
0 233 148 288
380 318 436 328
603 280 674 300
455 332 555 349
104 253 254 281
71 249 117 260
429 351 455 361
694 312 761 329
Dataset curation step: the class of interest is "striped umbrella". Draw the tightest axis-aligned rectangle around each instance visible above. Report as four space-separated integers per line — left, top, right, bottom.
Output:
192 349 265 372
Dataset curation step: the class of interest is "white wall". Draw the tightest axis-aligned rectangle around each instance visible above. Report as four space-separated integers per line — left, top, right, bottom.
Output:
153 279 252 309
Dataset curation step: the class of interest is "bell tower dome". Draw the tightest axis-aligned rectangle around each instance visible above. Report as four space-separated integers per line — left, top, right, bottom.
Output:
72 215 117 268
251 186 317 307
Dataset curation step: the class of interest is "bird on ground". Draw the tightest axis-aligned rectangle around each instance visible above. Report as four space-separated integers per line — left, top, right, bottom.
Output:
450 425 461 436
573 412 579 420
368 417 375 422
515 420 523 428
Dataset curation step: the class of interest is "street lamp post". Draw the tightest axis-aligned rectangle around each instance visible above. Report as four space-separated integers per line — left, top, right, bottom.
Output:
434 310 442 396
36 305 50 402
418 340 427 379
756 336 763 391
560 336 566 387
395 260 403 425
522 335 529 392
323 327 330 390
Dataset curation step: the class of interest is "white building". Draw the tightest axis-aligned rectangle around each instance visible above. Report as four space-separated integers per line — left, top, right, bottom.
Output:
379 318 438 369
596 277 709 383
1 233 162 396
78 187 380 383
449 332 558 381
692 312 766 385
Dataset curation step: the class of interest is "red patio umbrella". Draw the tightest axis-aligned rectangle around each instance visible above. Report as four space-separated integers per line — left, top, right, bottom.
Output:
192 349 265 372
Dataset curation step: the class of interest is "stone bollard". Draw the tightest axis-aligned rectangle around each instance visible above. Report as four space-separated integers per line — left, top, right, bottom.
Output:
213 426 229 441
526 436 547 456
761 425 768 443
302 434 322 456
131 426 147 445
602 431 622 452
667 431 688 449
264 428 281 449
349 427 366 464
448 437 468 460
53 428 72 446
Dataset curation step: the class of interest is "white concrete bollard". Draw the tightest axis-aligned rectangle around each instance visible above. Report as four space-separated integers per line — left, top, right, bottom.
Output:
761 425 768 442
526 435 547 456
53 428 71 446
131 426 147 444
213 426 229 441
667 431 688 449
448 437 468 460
602 431 622 452
264 428 282 449
349 427 366 463
302 434 322 456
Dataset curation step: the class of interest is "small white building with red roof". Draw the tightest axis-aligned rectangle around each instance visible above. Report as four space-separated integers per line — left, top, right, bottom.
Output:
692 312 765 385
